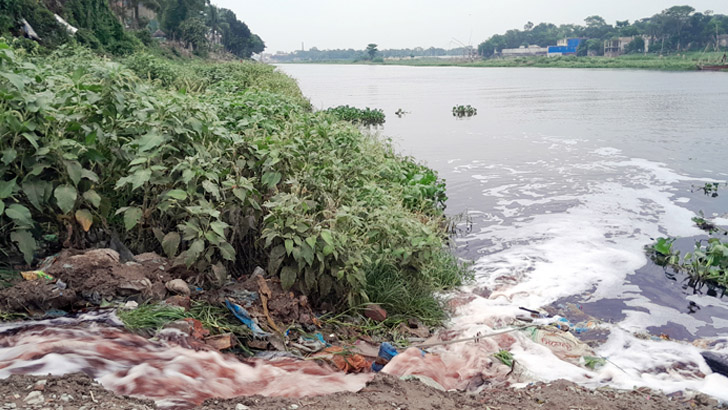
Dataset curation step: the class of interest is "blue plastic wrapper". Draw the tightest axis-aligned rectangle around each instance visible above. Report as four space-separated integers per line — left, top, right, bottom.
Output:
225 300 270 339
372 342 399 372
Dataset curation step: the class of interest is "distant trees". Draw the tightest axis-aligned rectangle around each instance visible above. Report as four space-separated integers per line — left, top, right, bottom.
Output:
154 0 264 58
366 43 378 60
477 4 728 57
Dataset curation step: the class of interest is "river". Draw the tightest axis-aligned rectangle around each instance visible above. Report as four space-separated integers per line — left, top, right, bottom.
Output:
279 64 728 397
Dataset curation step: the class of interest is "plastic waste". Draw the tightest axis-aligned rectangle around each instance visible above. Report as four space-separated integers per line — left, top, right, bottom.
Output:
526 327 593 362
372 342 399 372
312 346 370 373
225 300 270 339
20 270 54 281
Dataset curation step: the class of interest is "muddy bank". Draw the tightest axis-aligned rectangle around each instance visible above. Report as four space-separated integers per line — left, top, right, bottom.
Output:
0 373 720 410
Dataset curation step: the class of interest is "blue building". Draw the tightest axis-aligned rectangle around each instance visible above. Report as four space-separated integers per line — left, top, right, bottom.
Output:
547 38 583 56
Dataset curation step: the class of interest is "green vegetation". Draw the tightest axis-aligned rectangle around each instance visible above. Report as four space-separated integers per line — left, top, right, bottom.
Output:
0 41 466 323
494 349 514 367
366 43 378 60
118 302 251 339
452 105 477 118
478 5 728 57
322 105 386 126
648 182 728 289
0 0 264 58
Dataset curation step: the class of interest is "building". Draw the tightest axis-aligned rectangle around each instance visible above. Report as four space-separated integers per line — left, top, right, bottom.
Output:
547 38 582 57
501 45 548 57
604 37 634 57
719 34 728 48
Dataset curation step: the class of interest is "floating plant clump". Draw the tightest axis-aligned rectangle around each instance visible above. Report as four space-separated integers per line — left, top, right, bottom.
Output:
452 104 477 118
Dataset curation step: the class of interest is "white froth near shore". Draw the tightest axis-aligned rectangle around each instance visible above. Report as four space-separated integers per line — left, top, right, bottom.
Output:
450 140 728 400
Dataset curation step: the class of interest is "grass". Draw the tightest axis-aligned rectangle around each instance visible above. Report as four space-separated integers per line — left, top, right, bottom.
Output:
281 52 728 72
117 301 252 337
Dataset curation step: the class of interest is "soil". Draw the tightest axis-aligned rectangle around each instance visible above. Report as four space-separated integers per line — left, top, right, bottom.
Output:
0 373 721 410
0 249 194 316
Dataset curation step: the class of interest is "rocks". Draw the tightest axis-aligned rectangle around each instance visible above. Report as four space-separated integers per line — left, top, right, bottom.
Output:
165 295 191 310
23 391 44 405
235 404 250 410
364 304 387 322
165 279 191 296
205 333 234 350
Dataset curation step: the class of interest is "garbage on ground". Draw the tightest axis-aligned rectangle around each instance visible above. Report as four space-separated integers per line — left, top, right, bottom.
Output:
292 332 328 353
400 375 446 391
21 270 54 281
165 279 190 296
311 346 370 373
225 299 270 339
372 342 399 372
525 326 594 362
205 333 235 350
364 304 387 322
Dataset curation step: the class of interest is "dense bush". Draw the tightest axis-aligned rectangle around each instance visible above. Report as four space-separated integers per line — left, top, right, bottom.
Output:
0 41 465 322
322 105 386 126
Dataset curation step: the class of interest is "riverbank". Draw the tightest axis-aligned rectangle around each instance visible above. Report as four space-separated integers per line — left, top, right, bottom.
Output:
275 52 728 71
1 373 719 409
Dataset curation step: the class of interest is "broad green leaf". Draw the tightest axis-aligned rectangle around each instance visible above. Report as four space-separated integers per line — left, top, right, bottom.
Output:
23 180 50 210
1 72 25 90
22 133 39 150
0 177 17 199
137 132 164 152
0 200 4 216
280 266 297 290
83 190 102 208
210 220 228 237
64 161 83 186
123 207 143 231
161 231 181 258
5 204 33 228
81 169 99 183
262 172 282 188
131 169 151 190
202 180 220 199
304 266 316 291
305 235 317 249
1 148 16 165
284 239 294 255
27 163 48 176
74 209 94 232
319 274 333 297
185 239 205 266
232 188 247 202
165 189 188 200
54 185 77 214
218 241 236 261
320 230 334 246
10 230 36 265
129 157 147 166
301 243 314 266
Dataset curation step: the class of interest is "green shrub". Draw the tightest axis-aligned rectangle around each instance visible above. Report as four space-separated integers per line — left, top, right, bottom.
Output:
322 105 386 126
0 41 467 323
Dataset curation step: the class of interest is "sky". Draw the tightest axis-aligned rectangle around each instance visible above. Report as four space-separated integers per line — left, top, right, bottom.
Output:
211 1 728 53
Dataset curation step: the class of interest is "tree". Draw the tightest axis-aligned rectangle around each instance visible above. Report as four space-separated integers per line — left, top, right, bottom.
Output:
179 16 208 55
524 21 534 31
130 0 160 28
366 43 378 60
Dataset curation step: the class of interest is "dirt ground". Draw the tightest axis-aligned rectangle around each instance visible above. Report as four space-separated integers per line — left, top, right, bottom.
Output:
0 373 721 410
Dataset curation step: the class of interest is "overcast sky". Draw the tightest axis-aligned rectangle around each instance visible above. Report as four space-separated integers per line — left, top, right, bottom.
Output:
211 1 728 53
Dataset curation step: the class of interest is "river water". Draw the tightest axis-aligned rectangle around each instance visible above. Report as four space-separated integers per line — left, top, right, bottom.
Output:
279 64 728 397
2 65 728 407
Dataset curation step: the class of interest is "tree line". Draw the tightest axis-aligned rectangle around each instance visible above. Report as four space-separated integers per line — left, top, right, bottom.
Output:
0 0 264 58
477 5 728 57
115 0 264 58
272 46 475 62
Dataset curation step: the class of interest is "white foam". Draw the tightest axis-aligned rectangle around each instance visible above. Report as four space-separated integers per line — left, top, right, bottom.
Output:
447 139 728 400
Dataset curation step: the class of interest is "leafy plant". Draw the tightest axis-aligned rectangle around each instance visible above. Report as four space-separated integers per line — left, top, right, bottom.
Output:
452 104 477 118
494 349 514 367
322 105 385 126
0 40 468 324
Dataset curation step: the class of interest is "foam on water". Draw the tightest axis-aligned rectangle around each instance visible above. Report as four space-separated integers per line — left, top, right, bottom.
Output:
441 137 728 400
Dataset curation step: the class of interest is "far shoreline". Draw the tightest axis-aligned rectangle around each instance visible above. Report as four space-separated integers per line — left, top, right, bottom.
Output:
271 53 728 72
